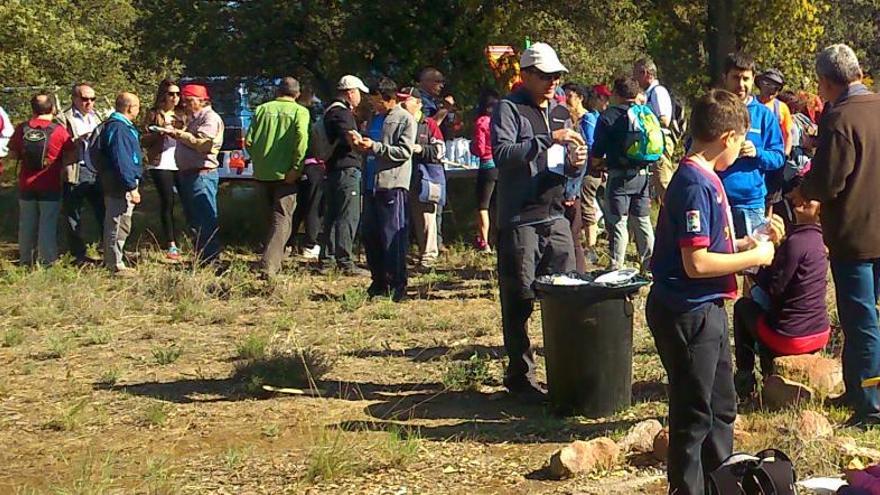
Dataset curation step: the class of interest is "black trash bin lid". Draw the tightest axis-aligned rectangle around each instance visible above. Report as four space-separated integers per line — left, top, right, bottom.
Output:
534 269 650 300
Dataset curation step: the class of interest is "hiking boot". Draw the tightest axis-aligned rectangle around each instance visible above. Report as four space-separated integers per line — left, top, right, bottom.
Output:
301 244 321 260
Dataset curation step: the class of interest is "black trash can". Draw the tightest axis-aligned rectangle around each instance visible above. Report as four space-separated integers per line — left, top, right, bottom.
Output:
534 272 648 418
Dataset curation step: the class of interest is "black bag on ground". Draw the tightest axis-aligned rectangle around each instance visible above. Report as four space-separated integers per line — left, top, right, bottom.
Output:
708 449 797 495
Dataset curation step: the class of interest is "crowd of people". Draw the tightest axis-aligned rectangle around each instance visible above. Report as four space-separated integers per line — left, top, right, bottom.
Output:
2 39 880 494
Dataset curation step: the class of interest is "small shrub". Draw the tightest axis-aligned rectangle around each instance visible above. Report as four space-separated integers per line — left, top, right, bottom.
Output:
223 446 248 470
152 345 182 365
83 328 112 346
370 300 398 320
44 333 72 359
44 399 88 431
142 402 169 427
339 288 368 312
305 429 360 482
235 332 270 360
442 353 493 392
380 425 421 468
97 367 120 387
233 347 336 392
261 423 281 438
2 328 25 347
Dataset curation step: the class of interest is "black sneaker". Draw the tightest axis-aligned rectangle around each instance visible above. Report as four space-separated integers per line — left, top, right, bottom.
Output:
367 283 388 299
507 383 549 406
391 288 407 303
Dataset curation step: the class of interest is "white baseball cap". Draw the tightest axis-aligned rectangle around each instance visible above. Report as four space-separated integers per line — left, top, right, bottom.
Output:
337 75 369 93
520 43 568 74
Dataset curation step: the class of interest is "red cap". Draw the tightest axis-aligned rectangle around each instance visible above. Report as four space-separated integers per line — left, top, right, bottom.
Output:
593 84 612 98
181 84 210 100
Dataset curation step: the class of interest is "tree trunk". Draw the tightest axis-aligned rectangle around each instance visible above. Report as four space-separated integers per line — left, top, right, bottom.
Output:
706 0 737 86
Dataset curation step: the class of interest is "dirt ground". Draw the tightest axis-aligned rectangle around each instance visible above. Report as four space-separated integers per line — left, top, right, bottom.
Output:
0 179 876 493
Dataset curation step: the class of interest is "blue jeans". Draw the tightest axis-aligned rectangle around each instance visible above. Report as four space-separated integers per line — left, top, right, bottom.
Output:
731 206 765 239
831 259 880 419
178 170 220 262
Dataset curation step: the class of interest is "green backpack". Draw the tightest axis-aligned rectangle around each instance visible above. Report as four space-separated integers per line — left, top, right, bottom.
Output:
623 104 664 164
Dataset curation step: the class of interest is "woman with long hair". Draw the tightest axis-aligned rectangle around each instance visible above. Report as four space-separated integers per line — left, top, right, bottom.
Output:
471 88 499 253
141 78 185 261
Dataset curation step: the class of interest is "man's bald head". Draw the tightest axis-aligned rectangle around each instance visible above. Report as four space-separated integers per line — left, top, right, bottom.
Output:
31 93 55 116
115 92 141 120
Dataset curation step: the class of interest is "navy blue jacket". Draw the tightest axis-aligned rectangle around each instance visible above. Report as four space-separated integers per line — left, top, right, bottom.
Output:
491 88 581 228
101 112 142 193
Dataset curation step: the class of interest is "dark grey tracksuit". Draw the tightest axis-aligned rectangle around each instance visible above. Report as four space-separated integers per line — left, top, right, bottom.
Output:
320 100 362 270
491 89 582 389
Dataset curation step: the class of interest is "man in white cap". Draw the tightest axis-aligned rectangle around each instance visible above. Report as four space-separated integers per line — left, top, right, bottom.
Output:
319 75 371 276
492 42 588 404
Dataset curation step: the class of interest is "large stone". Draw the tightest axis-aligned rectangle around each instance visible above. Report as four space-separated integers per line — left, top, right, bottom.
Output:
797 410 833 439
548 437 620 479
761 374 814 410
773 355 843 397
652 428 670 462
619 419 664 454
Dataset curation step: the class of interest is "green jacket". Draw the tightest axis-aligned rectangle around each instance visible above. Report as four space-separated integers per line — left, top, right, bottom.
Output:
246 97 310 181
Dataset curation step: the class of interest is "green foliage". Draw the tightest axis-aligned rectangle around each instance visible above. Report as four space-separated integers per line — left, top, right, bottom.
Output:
2 328 25 347
151 344 182 365
0 0 179 120
442 353 493 391
235 332 270 361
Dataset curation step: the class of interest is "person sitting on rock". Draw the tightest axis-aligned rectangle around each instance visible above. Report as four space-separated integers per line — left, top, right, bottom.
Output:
733 195 831 400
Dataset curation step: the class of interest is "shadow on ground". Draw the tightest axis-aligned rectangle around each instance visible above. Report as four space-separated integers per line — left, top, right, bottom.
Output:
101 375 663 444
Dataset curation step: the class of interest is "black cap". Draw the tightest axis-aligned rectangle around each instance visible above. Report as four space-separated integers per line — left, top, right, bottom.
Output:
758 68 785 87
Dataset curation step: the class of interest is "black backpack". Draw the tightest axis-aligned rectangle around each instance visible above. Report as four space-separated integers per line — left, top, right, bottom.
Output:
21 123 59 170
708 449 797 495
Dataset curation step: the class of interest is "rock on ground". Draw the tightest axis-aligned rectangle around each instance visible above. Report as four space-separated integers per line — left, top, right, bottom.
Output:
653 428 669 462
773 354 843 397
762 374 815 410
796 410 833 439
548 437 620 479
618 419 663 454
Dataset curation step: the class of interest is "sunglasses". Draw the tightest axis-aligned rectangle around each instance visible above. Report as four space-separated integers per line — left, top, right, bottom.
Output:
535 71 563 82
166 92 180 96
78 96 96 102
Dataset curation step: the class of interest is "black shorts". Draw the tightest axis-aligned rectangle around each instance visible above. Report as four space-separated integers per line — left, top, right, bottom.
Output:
476 167 498 210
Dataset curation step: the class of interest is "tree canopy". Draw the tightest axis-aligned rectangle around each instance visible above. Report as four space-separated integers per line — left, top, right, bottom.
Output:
2 0 879 118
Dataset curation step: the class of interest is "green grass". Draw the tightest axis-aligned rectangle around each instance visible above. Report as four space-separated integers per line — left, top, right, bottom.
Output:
44 332 73 359
83 327 112 346
441 353 494 392
235 332 271 360
44 399 89 432
339 287 368 312
97 367 121 387
2 327 25 347
141 402 169 427
151 344 182 365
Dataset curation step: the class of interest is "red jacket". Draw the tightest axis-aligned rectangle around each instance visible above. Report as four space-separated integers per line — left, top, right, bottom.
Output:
470 115 493 161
